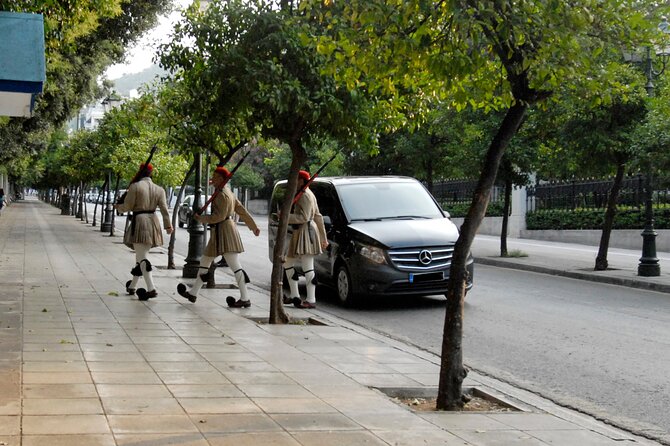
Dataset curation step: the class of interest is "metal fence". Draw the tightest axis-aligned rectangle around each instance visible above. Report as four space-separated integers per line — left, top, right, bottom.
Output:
431 179 504 206
526 175 670 212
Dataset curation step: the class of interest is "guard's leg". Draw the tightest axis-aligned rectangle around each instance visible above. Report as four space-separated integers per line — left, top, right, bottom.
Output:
135 243 154 290
177 256 214 303
283 257 300 303
127 250 145 294
224 253 251 307
301 255 317 304
134 243 158 300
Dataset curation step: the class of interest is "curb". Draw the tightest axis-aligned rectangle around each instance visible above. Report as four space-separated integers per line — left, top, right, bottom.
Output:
474 257 670 294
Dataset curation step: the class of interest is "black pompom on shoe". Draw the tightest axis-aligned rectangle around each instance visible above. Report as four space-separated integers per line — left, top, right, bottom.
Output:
177 283 197 303
125 280 136 295
137 289 157 301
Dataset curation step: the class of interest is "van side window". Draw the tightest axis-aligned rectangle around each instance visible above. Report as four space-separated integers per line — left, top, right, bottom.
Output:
310 184 339 223
269 184 287 221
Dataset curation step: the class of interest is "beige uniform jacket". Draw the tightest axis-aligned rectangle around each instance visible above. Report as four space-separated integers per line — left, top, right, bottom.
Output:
287 188 327 257
116 177 170 248
199 186 258 257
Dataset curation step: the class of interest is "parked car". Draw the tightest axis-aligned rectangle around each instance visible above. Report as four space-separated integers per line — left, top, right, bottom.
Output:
268 176 474 305
178 195 203 228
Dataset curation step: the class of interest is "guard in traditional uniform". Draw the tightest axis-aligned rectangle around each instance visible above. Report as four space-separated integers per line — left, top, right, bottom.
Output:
283 170 329 309
115 163 173 300
177 166 260 307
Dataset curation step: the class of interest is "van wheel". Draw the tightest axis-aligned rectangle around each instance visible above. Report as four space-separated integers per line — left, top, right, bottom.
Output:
336 265 356 306
178 220 184 228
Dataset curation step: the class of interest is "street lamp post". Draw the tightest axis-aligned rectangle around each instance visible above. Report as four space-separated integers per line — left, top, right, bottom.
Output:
99 92 123 234
100 171 114 232
624 21 670 277
183 151 205 278
638 170 660 276
638 39 670 276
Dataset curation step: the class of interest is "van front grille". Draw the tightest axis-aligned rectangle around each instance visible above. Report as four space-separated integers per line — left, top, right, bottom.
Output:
387 245 454 271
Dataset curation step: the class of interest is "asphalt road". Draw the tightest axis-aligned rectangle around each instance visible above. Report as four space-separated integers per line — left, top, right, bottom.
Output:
106 210 670 444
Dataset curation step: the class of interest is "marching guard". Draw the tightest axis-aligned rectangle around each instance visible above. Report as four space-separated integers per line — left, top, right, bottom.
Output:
177 166 260 307
115 163 173 300
283 170 329 309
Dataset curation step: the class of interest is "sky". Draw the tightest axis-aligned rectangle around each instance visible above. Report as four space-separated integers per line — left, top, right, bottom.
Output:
104 0 192 80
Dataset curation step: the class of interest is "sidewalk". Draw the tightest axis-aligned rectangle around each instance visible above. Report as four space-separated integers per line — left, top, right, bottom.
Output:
470 235 670 294
0 198 665 446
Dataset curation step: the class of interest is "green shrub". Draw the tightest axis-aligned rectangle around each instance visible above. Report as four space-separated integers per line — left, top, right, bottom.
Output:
526 208 670 230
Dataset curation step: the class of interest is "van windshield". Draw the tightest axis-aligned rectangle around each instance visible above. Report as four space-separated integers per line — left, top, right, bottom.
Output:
337 181 444 221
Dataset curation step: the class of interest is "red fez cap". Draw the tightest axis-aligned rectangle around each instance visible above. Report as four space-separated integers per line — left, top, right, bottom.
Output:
298 170 310 181
140 163 153 173
214 166 230 178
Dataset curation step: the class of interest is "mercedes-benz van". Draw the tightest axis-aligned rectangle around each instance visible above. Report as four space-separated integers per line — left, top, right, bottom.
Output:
268 176 474 304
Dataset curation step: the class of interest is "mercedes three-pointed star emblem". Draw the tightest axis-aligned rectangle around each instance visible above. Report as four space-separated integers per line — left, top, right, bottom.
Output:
418 249 432 265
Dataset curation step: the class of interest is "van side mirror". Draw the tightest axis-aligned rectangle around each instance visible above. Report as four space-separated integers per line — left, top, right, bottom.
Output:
440 206 451 218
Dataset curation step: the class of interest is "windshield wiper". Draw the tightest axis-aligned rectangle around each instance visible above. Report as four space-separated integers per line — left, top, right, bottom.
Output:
382 215 430 220
349 218 382 222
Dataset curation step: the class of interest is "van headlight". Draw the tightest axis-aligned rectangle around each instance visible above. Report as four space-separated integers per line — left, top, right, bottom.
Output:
358 243 387 264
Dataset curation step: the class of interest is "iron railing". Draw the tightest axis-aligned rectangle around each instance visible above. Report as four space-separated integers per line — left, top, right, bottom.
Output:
431 179 503 206
526 175 670 212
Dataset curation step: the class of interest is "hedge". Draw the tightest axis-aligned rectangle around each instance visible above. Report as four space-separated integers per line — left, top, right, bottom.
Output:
443 201 505 218
526 208 670 230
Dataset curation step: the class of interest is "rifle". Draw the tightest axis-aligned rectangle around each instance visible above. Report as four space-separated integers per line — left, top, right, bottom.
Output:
196 151 251 216
292 154 337 205
116 145 158 205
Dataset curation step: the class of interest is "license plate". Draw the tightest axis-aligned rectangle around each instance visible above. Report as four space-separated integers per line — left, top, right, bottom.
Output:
409 271 444 283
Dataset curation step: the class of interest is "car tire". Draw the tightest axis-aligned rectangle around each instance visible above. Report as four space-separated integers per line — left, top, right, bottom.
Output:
336 264 357 306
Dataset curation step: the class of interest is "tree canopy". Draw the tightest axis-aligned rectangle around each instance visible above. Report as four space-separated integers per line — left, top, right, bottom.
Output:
0 0 171 165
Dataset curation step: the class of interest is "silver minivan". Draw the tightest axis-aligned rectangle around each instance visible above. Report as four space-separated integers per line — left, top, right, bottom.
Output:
269 176 474 305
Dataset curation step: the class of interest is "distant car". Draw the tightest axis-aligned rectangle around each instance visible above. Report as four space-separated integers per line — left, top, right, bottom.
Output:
87 192 102 203
178 195 203 228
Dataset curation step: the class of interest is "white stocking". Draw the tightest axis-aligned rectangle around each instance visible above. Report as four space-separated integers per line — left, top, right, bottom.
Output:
134 244 154 291
224 252 250 302
300 255 316 303
284 257 300 299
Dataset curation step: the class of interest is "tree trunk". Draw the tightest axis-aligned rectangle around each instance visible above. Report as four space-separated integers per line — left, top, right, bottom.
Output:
204 156 218 289
424 148 434 194
92 177 107 227
595 162 626 271
268 141 306 324
437 102 527 410
168 161 196 269
70 185 76 215
77 181 84 220
84 183 89 224
500 177 512 257
110 174 120 237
